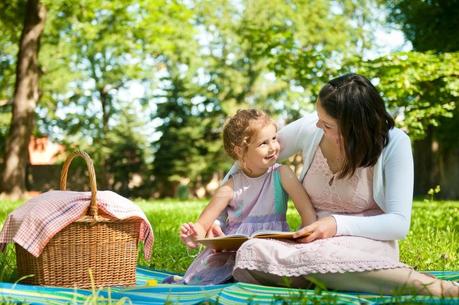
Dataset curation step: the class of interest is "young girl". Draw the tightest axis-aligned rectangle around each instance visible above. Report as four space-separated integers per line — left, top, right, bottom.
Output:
179 109 316 285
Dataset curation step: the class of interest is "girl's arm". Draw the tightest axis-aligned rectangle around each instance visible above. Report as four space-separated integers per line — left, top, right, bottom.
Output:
180 179 233 248
279 165 316 227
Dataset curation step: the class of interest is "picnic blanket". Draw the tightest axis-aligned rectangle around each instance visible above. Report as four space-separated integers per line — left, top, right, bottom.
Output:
0 267 457 304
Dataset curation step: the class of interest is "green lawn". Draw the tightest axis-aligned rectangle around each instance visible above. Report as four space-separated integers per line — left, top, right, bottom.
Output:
0 198 458 283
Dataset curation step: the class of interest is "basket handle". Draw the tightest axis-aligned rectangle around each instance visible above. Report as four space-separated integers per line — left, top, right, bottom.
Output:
60 150 98 218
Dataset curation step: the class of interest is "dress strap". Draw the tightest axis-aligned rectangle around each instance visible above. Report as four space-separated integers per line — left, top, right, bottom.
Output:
273 167 288 214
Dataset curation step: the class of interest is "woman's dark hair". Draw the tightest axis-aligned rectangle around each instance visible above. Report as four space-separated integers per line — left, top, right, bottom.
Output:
318 73 395 179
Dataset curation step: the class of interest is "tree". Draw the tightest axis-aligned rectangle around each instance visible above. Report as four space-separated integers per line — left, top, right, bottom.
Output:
104 104 152 196
36 1 165 187
0 0 198 197
0 1 23 106
1 0 46 198
0 1 23 171
0 0 383 198
358 52 458 140
152 0 380 197
383 0 459 198
387 0 459 52
33 0 195 193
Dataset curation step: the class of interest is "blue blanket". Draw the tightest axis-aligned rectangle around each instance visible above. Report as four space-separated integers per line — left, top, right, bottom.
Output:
0 268 457 304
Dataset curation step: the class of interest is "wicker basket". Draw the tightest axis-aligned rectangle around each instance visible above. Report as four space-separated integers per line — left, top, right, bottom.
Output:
15 151 140 288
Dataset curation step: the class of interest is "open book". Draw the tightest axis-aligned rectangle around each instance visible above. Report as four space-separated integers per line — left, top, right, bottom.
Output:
196 230 300 251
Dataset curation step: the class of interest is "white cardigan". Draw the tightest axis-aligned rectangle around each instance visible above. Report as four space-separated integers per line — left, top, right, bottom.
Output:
224 112 414 241
278 112 414 241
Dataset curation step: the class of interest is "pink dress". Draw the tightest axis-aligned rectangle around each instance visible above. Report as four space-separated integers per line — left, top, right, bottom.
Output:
183 164 290 285
233 148 407 281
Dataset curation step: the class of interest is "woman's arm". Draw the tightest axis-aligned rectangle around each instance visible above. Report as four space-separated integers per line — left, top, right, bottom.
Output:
295 130 414 242
278 115 313 162
279 165 316 227
333 131 414 240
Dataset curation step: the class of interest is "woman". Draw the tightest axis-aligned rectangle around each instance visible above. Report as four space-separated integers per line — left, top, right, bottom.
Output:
225 73 458 296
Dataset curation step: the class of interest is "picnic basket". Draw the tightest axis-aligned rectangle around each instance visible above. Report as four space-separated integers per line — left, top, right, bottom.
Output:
15 151 140 288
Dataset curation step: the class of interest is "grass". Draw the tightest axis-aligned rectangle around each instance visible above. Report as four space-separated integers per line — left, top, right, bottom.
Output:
0 198 458 279
142 198 459 273
0 198 457 305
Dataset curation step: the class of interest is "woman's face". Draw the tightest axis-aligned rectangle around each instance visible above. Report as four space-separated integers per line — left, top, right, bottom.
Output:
316 100 342 144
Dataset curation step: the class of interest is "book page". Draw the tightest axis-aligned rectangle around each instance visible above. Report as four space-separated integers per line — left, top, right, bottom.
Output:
252 231 296 239
196 231 301 251
196 235 248 251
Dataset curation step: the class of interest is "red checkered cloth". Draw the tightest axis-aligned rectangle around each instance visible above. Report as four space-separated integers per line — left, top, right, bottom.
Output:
0 190 154 259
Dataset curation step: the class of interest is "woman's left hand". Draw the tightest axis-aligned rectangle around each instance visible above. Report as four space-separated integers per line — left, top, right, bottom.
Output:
292 216 337 243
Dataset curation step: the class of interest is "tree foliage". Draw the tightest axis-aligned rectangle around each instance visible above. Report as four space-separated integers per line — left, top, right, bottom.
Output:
37 0 195 192
0 1 24 157
152 0 380 196
384 0 459 198
358 51 458 140
3 0 457 198
384 0 459 144
387 0 459 52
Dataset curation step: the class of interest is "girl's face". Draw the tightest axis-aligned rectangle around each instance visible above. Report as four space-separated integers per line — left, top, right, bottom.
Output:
240 122 280 176
316 100 342 145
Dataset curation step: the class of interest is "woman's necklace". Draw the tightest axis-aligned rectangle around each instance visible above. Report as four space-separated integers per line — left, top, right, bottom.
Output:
328 155 344 186
329 175 335 186
321 140 344 186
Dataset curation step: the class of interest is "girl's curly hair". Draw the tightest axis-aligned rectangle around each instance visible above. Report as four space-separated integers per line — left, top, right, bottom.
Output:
223 109 273 161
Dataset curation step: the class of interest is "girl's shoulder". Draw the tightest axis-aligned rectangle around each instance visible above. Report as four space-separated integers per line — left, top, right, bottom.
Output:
213 178 234 201
275 164 302 191
221 176 234 188
276 164 297 179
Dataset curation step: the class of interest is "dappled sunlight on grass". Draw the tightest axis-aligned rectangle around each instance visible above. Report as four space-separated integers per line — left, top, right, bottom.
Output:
401 201 459 270
0 199 457 281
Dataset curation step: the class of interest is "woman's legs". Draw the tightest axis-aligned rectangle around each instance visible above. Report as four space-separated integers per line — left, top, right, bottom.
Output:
313 268 458 297
233 267 459 297
233 267 314 289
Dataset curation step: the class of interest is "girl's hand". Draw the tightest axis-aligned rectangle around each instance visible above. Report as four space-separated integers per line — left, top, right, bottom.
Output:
206 223 225 238
205 223 226 253
292 216 337 243
179 222 206 248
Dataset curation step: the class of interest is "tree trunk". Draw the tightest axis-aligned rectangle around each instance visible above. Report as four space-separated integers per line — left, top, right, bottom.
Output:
1 0 47 199
438 147 459 199
413 126 437 197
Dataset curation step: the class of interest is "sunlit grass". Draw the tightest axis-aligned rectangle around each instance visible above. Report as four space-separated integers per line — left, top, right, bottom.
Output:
140 199 459 273
401 200 459 270
0 198 457 280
